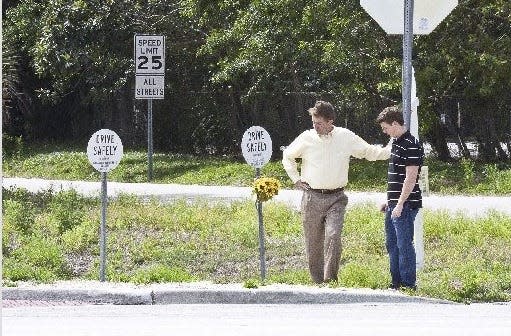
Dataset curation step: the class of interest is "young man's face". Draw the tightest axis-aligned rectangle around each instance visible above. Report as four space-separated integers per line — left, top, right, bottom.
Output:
380 121 402 138
312 115 334 135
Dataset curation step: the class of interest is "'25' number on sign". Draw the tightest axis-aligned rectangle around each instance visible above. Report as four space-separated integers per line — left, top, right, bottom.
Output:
137 56 163 70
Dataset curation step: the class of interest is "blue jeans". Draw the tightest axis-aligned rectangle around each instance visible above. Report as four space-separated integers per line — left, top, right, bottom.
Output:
385 204 419 288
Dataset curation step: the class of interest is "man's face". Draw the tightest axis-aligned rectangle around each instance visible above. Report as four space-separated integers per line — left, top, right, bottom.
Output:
380 121 401 138
312 115 334 135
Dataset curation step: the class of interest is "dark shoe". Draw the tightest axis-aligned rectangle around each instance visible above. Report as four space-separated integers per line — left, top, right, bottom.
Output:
388 283 400 290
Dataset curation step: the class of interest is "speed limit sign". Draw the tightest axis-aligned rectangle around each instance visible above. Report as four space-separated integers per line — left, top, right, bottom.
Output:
134 34 165 99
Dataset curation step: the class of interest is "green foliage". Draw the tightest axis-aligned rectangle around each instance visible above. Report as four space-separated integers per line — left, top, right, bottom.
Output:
267 269 312 285
422 209 511 302
416 0 511 160
3 150 96 180
2 134 24 157
2 199 35 234
243 278 261 289
4 0 511 159
61 218 99 252
3 236 70 282
426 158 511 195
48 189 89 233
339 262 388 289
460 158 476 187
347 159 387 192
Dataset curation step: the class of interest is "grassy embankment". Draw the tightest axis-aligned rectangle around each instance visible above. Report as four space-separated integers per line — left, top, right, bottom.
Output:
2 144 511 303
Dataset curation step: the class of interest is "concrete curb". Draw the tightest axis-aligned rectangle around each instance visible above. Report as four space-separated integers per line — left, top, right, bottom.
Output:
2 282 452 305
151 288 450 305
2 287 153 305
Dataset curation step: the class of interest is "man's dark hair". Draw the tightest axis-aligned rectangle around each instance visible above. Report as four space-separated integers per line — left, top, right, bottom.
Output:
308 101 336 121
376 105 404 125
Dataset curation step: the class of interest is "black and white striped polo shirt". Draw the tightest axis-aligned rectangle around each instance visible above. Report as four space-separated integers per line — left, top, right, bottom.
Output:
387 131 424 208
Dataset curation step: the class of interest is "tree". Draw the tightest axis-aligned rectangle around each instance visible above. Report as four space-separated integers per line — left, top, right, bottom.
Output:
188 0 404 143
415 0 511 161
3 0 213 147
4 0 510 160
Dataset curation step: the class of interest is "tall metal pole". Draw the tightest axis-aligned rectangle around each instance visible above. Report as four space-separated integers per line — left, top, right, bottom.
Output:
402 0 414 130
99 172 107 282
256 167 266 282
148 99 154 181
403 0 426 271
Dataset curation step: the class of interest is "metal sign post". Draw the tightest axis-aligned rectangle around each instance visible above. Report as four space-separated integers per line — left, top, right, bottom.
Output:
360 0 458 271
100 172 107 281
134 34 165 182
87 129 124 282
241 126 273 282
402 0 414 129
148 99 153 181
255 167 266 281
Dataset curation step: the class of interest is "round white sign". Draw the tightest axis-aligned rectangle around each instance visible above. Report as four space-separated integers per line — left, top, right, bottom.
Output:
87 129 124 172
241 126 272 168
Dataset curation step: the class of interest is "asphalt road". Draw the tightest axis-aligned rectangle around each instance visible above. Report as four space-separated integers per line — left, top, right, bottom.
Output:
3 302 511 336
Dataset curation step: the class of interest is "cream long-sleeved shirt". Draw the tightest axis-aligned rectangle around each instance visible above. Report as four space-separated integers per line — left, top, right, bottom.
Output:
282 127 391 189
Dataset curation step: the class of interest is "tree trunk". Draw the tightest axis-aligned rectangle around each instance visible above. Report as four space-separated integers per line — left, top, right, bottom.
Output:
428 121 451 161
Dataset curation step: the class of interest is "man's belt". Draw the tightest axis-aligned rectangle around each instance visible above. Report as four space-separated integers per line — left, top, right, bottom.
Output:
309 187 344 194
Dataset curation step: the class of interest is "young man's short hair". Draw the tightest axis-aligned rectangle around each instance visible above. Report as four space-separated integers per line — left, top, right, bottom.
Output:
376 106 404 125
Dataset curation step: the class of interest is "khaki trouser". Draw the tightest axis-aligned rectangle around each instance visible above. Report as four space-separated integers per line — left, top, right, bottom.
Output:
301 190 348 283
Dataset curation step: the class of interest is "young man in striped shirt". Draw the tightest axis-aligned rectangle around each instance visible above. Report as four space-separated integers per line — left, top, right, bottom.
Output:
377 106 424 290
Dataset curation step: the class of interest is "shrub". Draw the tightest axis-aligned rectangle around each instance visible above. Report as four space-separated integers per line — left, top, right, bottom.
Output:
4 236 70 281
2 199 35 233
48 190 86 233
2 134 23 157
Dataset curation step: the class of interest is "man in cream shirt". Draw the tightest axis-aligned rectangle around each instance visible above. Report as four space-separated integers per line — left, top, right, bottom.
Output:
282 100 391 283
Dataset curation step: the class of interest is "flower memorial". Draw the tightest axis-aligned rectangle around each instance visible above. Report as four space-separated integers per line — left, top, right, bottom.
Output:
252 176 281 202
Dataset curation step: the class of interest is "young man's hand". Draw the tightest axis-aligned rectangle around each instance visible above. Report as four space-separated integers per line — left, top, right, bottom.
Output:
391 203 404 218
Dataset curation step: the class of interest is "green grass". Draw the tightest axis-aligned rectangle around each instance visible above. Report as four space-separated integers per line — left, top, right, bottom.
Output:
2 188 511 303
2 144 290 187
3 143 511 194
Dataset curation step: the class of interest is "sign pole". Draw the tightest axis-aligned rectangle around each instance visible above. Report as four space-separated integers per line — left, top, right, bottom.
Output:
402 0 425 271
361 0 458 276
241 126 272 282
87 129 124 283
148 98 154 181
134 34 165 182
255 167 267 282
99 172 108 282
402 0 414 130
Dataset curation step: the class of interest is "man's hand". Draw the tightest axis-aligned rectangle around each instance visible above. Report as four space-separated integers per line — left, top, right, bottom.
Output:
294 180 310 191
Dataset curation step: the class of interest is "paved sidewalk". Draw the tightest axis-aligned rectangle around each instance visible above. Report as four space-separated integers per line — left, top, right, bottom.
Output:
3 177 511 217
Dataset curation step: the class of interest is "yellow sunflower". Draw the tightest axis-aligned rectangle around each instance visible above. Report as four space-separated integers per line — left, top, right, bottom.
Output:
253 176 281 202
